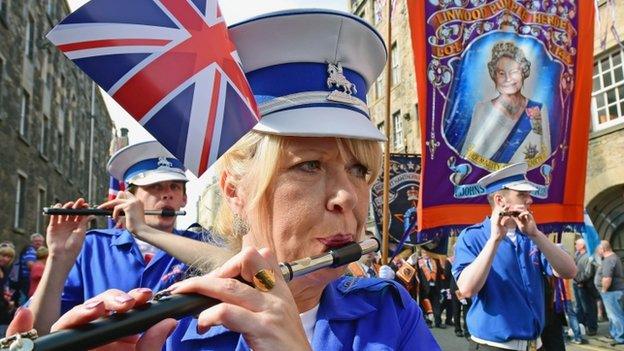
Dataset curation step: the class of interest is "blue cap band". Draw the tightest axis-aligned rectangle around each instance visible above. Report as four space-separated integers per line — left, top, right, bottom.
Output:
485 174 526 194
123 157 185 183
246 62 368 106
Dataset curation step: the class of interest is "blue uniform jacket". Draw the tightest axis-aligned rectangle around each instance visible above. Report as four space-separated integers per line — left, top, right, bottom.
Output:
60 228 199 314
165 276 440 350
452 217 550 343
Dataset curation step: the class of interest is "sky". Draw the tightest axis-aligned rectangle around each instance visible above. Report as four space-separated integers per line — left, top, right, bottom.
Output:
65 0 348 228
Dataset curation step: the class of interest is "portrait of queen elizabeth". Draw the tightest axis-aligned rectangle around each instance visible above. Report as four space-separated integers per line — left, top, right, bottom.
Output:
459 41 551 171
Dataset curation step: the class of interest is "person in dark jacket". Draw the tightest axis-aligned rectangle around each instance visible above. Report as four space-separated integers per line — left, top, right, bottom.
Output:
573 238 598 335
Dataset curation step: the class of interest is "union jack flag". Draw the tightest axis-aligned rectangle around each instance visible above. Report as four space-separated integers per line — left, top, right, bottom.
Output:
47 0 259 176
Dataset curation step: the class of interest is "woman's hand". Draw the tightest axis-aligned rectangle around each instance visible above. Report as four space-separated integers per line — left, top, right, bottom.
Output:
5 289 176 351
98 191 148 235
168 247 312 351
47 199 93 262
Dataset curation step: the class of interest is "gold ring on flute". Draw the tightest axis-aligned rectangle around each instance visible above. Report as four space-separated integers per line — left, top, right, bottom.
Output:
252 269 276 292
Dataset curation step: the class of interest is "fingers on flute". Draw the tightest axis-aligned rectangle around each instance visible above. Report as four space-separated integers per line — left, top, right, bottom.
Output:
171 276 265 312
127 287 153 306
49 202 62 225
61 201 76 223
196 303 257 335
51 300 106 332
5 307 34 337
72 198 88 222
51 289 140 332
210 247 273 283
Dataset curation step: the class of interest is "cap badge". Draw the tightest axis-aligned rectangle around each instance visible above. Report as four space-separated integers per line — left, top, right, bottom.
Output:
157 157 174 169
326 62 359 105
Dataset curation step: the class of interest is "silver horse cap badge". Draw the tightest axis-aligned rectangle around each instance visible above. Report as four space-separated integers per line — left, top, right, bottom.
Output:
326 62 360 105
157 157 173 169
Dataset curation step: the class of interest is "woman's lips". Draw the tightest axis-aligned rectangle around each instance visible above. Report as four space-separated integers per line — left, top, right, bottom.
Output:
317 234 354 248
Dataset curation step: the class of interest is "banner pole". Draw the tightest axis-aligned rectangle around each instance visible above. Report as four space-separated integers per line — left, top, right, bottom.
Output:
382 0 392 265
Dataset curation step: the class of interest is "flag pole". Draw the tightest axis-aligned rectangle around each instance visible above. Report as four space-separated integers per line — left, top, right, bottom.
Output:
381 0 392 265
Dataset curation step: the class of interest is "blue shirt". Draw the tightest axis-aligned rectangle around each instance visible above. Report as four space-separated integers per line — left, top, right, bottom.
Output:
19 246 37 280
60 228 199 314
165 277 440 350
452 217 550 343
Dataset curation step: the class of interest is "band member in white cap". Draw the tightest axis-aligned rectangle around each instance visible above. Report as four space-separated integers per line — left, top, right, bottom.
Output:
8 9 441 350
26 140 202 335
452 162 576 351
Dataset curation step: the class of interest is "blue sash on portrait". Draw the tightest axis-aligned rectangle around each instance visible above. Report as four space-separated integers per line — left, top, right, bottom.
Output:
490 100 542 163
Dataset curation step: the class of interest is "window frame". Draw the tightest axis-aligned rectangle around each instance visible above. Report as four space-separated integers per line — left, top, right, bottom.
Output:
375 74 384 100
391 42 400 86
24 14 35 61
0 55 4 116
0 0 8 26
591 48 624 131
36 186 47 233
14 171 27 230
19 89 30 138
392 110 403 150
39 113 49 155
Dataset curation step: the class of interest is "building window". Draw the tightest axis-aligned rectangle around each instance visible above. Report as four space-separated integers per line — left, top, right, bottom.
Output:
0 0 7 23
46 0 54 18
56 131 63 168
20 90 30 138
591 48 624 130
0 56 4 109
374 0 383 24
36 187 46 233
355 8 365 19
56 107 64 168
14 172 26 229
39 114 49 155
393 110 403 149
25 15 35 61
47 66 55 100
375 74 384 100
68 111 76 171
391 42 400 86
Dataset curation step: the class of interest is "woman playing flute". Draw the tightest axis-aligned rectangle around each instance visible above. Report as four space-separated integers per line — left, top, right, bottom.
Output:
7 9 440 351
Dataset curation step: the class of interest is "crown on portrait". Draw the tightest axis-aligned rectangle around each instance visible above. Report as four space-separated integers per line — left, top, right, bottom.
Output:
407 186 418 201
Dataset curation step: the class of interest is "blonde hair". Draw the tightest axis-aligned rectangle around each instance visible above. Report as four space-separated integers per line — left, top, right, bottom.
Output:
36 246 49 260
0 246 15 265
209 131 382 263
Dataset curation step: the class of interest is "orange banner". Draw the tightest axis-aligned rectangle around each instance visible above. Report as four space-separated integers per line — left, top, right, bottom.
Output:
407 0 594 238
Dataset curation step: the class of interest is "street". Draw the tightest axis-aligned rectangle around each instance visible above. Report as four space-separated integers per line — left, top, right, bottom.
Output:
430 321 622 350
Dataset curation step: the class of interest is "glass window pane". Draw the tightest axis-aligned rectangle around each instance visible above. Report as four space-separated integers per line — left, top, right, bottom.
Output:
614 51 622 67
607 88 616 104
593 77 602 91
620 101 624 119
618 85 624 101
594 62 599 75
602 58 611 72
604 71 613 87
596 93 605 108
615 66 624 83
598 108 608 123
609 104 618 120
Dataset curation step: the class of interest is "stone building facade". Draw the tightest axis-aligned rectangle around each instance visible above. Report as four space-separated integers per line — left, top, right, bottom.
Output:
586 0 624 254
349 0 624 251
350 0 421 155
0 0 113 247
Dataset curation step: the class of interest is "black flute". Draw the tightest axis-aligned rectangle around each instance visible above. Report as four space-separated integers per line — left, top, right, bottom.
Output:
42 207 186 217
32 238 379 351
